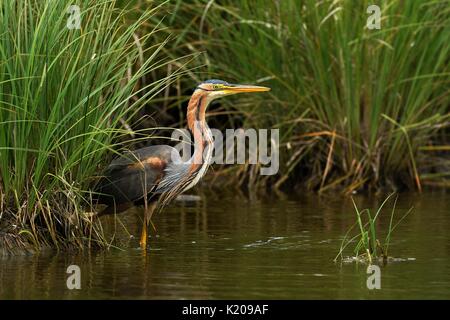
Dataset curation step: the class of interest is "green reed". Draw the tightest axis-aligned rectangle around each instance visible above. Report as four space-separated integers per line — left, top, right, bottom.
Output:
334 193 413 263
142 0 450 191
0 0 185 250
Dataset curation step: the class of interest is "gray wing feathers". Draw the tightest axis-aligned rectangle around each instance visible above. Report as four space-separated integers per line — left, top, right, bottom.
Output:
105 145 176 174
96 145 179 204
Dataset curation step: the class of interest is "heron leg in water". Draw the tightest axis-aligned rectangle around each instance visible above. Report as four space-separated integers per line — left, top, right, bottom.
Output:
140 202 157 249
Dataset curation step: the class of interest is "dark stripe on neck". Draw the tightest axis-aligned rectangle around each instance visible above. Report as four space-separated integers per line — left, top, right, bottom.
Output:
195 96 203 121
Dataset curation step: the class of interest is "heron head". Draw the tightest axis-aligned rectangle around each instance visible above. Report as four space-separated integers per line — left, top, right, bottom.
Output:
196 79 270 101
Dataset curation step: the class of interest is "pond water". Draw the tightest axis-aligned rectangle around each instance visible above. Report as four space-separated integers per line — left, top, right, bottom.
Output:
1 190 449 299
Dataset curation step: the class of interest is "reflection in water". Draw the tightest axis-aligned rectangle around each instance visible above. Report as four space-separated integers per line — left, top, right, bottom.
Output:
0 190 449 299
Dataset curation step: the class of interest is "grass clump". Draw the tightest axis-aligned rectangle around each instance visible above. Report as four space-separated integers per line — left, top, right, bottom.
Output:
0 0 183 251
334 193 413 264
141 0 450 192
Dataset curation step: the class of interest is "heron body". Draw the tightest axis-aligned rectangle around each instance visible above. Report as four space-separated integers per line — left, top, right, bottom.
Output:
94 79 270 248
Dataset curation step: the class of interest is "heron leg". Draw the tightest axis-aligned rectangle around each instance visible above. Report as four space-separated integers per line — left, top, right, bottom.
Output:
139 202 157 249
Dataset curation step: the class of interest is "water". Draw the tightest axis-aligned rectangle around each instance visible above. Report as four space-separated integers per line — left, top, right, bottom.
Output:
1 191 449 299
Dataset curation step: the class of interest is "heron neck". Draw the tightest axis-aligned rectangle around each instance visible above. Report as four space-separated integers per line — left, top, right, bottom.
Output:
186 90 213 165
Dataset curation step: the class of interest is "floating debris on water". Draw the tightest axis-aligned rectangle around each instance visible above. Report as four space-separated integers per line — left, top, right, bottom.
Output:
243 236 286 248
243 235 311 250
341 255 417 264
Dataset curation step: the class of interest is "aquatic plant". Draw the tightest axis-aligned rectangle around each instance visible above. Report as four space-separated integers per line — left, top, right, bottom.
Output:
0 0 186 250
140 0 450 192
334 193 413 263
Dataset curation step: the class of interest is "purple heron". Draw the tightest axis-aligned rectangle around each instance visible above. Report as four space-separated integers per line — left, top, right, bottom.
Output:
94 80 270 248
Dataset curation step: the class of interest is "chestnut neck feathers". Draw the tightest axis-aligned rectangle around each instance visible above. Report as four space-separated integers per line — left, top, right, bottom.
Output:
186 89 213 166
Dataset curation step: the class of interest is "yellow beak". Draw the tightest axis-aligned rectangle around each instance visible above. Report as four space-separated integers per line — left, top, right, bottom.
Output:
224 84 271 93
